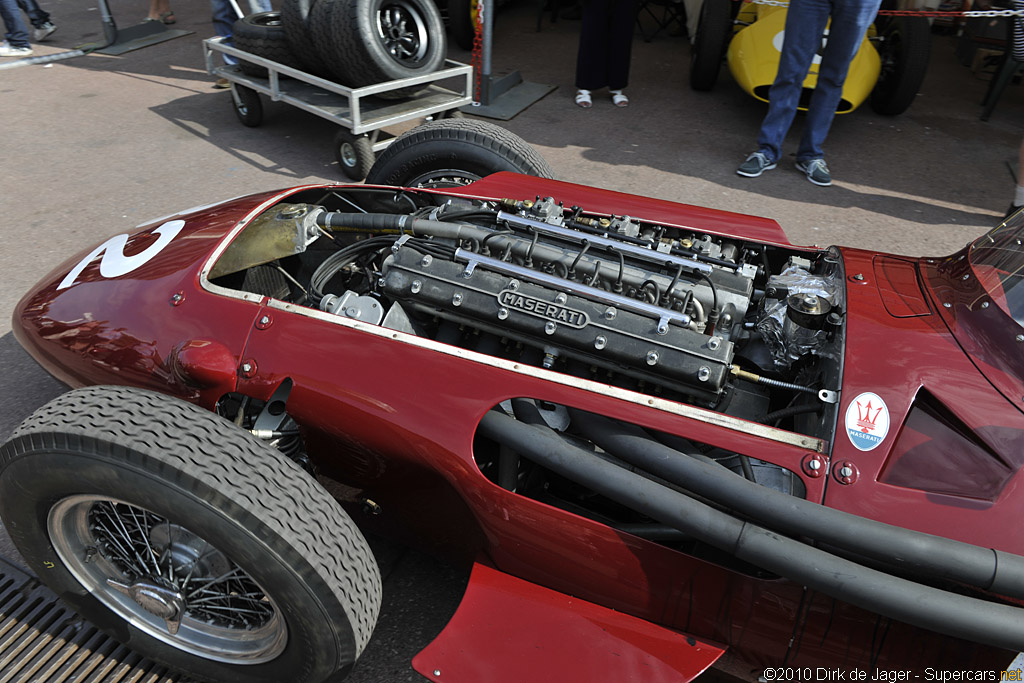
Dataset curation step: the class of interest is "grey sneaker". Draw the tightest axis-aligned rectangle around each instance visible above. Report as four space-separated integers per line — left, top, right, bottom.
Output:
33 22 57 42
796 158 832 186
0 44 33 57
737 151 776 177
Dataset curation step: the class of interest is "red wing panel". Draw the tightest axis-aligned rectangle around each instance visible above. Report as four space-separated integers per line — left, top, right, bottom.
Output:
412 562 725 683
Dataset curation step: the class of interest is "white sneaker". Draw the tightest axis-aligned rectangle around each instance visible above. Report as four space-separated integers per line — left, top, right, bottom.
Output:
0 44 33 57
33 22 56 42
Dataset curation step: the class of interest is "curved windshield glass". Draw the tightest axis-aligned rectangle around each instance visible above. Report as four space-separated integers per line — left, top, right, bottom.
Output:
969 209 1024 327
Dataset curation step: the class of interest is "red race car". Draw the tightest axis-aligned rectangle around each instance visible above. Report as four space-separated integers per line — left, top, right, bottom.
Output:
2 120 1023 682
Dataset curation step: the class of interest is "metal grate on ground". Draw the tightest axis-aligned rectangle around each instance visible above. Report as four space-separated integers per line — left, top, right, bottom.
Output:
0 557 185 683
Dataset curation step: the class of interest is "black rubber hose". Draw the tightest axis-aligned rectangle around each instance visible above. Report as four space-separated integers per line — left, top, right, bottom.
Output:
568 408 1024 600
478 411 1024 650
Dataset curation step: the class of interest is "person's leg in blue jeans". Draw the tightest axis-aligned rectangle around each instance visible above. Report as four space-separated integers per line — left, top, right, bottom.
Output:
756 0 831 164
15 0 48 27
0 0 31 50
796 0 880 162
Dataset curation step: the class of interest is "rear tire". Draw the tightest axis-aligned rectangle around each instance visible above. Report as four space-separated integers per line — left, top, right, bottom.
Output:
690 0 733 91
365 119 554 188
870 16 931 116
0 386 382 683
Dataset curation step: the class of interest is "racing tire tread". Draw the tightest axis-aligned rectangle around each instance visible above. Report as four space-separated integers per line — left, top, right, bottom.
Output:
0 385 382 683
234 12 304 78
309 0 349 83
365 119 555 187
281 0 331 76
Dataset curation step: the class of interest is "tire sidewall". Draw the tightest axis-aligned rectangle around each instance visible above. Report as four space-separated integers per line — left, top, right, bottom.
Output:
0 443 353 683
356 0 446 78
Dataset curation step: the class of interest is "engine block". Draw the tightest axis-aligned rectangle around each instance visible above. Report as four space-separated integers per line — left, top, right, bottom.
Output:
382 242 735 400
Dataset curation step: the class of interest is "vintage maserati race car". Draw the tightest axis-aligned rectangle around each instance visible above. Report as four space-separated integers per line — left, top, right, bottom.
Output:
2 120 1023 682
690 0 932 116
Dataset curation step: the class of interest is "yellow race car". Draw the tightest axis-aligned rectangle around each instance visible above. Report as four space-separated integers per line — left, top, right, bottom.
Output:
691 0 932 115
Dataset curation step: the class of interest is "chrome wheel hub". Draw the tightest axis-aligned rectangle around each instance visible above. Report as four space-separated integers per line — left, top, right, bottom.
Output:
47 496 287 663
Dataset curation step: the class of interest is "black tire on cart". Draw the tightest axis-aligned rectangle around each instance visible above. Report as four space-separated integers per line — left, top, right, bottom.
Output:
870 16 931 116
328 0 447 100
334 129 375 180
690 0 733 91
234 11 304 77
365 118 554 188
0 386 382 683
232 83 264 126
448 0 477 51
309 0 349 82
281 0 332 76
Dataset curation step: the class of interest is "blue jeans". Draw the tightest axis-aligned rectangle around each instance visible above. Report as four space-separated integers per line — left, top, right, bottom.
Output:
0 0 29 47
212 0 271 65
755 0 881 163
16 0 49 28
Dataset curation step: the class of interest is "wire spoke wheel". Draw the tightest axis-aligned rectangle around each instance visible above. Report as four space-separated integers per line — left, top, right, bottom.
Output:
48 495 286 663
405 169 484 188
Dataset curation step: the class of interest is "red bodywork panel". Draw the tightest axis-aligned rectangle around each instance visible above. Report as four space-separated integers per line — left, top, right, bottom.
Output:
412 562 725 682
11 179 1022 676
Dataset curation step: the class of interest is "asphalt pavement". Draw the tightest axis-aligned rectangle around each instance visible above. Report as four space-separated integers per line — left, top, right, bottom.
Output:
0 0 1021 680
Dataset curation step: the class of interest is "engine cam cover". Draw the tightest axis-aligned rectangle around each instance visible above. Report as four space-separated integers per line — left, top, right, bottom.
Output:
381 246 734 400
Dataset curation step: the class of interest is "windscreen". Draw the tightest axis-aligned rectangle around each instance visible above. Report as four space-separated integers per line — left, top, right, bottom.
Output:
969 210 1024 327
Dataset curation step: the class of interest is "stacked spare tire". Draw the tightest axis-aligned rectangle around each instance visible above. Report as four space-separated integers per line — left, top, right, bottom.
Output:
235 0 446 99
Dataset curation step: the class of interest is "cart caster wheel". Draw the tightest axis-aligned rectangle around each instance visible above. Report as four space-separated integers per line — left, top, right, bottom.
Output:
437 108 464 119
334 129 374 181
232 84 263 127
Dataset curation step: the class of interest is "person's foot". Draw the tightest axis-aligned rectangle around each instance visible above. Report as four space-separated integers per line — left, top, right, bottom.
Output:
610 89 629 107
0 44 33 57
574 89 592 108
736 151 776 177
33 22 56 42
213 77 231 89
795 158 832 186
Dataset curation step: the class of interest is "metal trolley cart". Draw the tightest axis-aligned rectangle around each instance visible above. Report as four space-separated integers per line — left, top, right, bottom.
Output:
203 37 474 180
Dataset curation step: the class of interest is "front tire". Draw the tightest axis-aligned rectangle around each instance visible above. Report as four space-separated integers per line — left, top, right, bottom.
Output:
365 119 555 188
0 386 381 683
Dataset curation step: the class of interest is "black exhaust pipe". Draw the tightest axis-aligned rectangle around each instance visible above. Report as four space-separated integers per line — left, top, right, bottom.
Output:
478 410 1024 651
569 408 1024 600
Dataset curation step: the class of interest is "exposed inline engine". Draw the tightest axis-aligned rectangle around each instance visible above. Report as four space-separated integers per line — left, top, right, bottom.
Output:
213 189 846 446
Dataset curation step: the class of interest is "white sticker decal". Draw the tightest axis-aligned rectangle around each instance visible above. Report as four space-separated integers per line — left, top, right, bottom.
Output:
845 392 890 452
58 220 185 290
